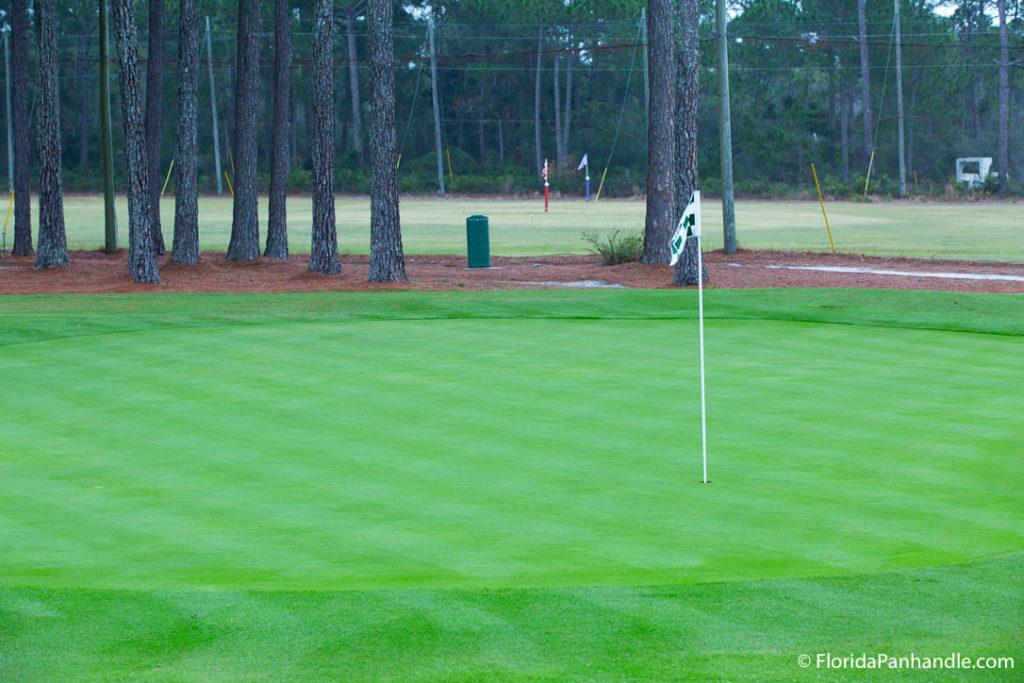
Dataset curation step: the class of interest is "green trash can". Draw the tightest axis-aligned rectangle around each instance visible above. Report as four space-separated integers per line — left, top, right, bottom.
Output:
466 214 490 268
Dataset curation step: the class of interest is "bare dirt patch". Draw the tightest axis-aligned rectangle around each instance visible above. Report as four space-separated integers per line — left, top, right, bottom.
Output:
1 249 1023 295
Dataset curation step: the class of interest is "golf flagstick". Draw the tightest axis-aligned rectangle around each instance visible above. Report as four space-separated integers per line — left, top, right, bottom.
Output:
669 191 707 482
697 229 708 483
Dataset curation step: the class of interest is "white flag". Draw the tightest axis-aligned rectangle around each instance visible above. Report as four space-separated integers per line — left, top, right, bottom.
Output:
669 191 701 266
577 154 589 171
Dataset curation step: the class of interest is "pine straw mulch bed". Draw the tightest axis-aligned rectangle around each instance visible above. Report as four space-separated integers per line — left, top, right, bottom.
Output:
1 248 1023 295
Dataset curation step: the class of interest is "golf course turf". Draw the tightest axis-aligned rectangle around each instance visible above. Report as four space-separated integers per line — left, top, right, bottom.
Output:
1 289 1021 680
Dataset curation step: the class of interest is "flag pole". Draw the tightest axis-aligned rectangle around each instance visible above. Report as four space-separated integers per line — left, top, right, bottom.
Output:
669 191 709 483
697 231 708 483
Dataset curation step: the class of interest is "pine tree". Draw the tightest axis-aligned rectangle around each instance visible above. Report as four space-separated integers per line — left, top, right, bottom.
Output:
367 0 406 282
33 0 68 270
226 0 262 262
145 0 166 254
172 0 200 265
674 0 707 286
642 0 674 265
308 0 341 275
265 0 292 260
111 0 160 283
11 0 32 256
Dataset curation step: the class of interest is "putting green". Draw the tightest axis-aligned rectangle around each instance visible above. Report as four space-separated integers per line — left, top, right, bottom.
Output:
1 317 1021 592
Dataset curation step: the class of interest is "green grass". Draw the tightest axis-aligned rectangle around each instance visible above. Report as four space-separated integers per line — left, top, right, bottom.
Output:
46 195 1024 260
1 289 1022 680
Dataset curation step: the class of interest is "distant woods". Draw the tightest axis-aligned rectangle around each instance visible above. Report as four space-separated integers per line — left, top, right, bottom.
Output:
3 1 1021 217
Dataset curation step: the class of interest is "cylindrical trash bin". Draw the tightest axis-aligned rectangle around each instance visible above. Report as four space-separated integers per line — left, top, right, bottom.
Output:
466 214 490 268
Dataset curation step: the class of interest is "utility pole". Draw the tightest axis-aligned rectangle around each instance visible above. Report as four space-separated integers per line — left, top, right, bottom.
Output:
206 17 223 195
894 0 906 197
99 0 117 253
641 7 649 115
534 25 542 176
428 12 444 195
717 0 736 253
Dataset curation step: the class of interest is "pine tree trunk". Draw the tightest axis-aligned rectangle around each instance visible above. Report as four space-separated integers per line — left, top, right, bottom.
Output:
857 0 873 165
368 0 406 283
265 0 291 260
674 0 707 286
309 0 341 275
172 0 200 265
33 0 68 270
346 6 364 158
11 0 32 256
997 0 1009 185
226 0 261 262
145 0 165 254
643 0 674 265
111 0 159 283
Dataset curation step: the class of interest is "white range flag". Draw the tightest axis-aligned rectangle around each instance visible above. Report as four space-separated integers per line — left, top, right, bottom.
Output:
577 154 588 171
669 190 701 266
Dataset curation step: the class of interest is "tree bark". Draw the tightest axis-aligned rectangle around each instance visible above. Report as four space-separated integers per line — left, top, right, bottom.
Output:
111 0 159 283
34 0 68 270
857 0 873 165
145 0 166 254
226 0 262 262
346 5 364 158
368 0 406 282
674 0 706 286
172 0 200 265
643 0 675 265
309 0 341 275
266 0 292 260
11 0 31 256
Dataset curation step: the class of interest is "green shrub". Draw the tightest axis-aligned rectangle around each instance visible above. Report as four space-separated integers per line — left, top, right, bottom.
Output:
583 229 644 265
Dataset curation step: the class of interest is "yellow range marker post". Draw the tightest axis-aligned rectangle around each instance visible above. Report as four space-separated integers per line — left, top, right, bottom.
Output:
224 172 234 197
161 159 175 197
3 188 13 232
811 163 836 252
863 149 876 197
1 188 11 256
594 166 609 202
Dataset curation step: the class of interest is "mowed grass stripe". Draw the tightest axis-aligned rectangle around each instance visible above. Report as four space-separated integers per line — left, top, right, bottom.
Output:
1 317 1021 592
2 553 1021 681
50 195 1024 260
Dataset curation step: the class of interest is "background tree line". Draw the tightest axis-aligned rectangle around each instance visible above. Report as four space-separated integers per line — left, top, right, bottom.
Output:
1 0 1021 204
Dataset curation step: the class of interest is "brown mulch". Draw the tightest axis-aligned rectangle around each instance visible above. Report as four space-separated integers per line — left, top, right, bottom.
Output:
1 248 1023 295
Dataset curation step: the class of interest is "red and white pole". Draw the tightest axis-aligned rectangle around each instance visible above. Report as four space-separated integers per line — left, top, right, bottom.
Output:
543 159 549 213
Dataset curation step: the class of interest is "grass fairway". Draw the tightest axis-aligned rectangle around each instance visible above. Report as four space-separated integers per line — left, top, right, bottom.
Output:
54 194 1024 260
1 289 1022 680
